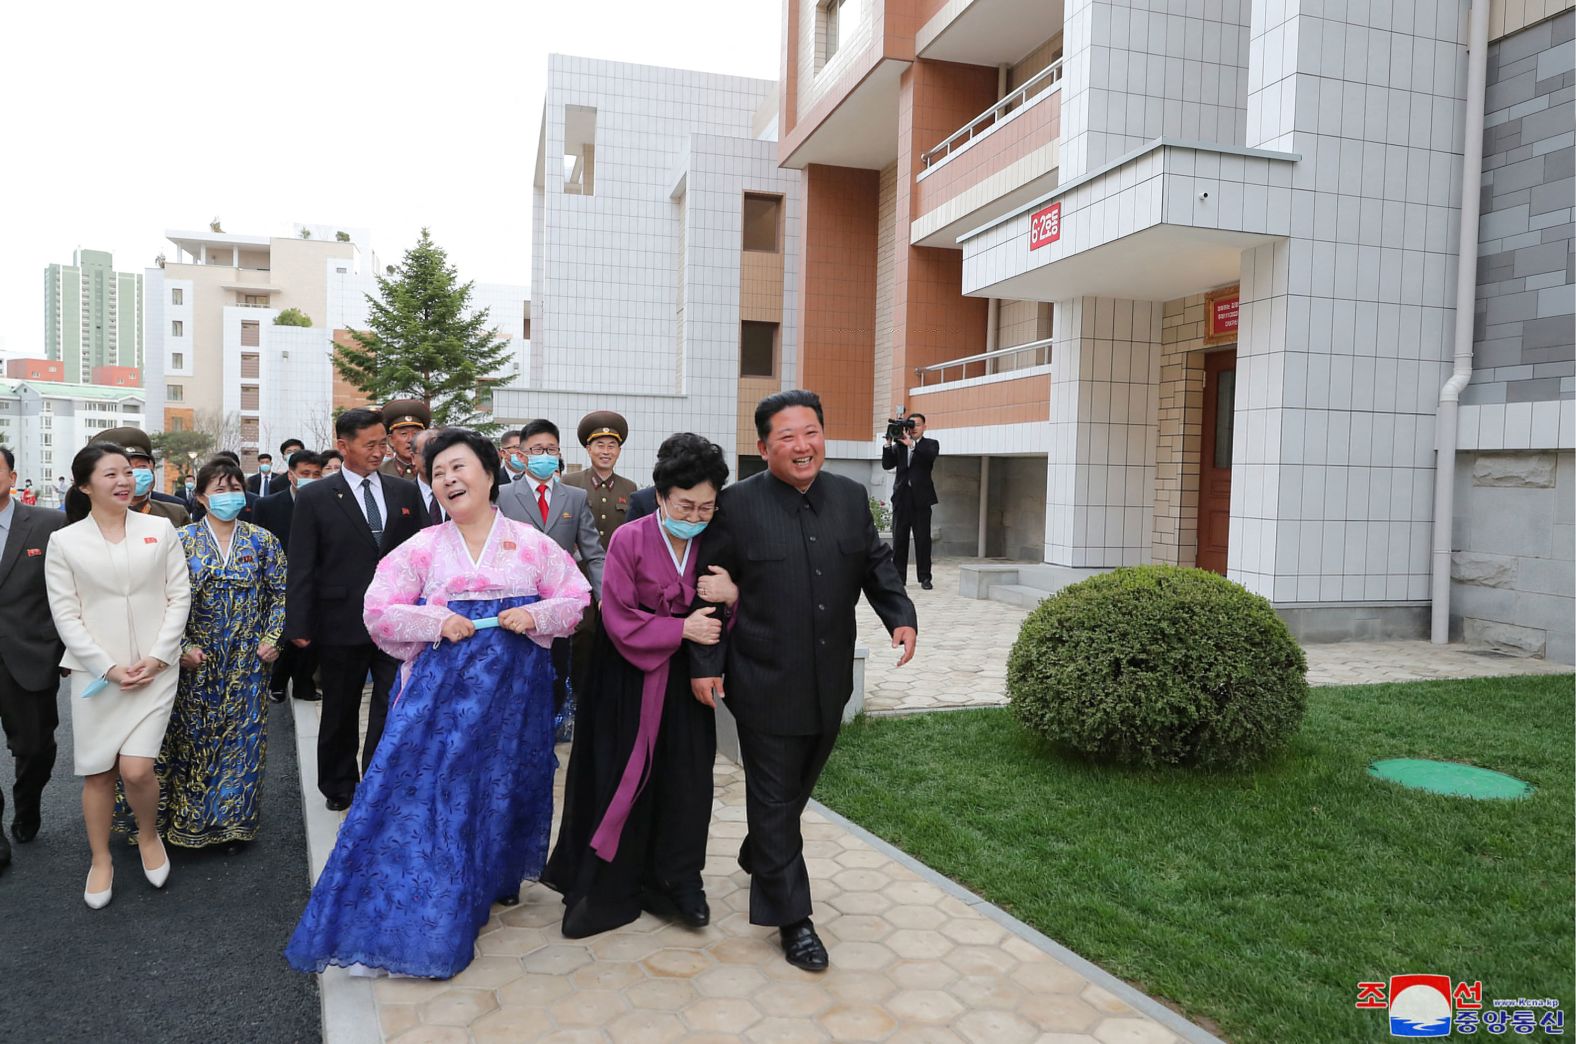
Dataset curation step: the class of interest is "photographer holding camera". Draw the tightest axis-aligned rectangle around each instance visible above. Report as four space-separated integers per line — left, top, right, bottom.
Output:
881 410 939 590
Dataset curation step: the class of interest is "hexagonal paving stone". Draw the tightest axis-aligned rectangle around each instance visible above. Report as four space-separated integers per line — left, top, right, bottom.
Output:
604 1009 688 1044
372 976 453 1004
469 1005 557 1043
418 989 498 1027
824 940 897 972
883 903 948 930
475 926 552 957
885 989 966 1024
706 934 781 966
378 1003 420 1040
694 963 770 998
521 943 594 975
938 916 1007 946
831 868 891 892
824 969 900 1004
643 947 714 978
495 971 574 1007
888 958 961 991
955 1008 1041 1044
447 955 528 989
1093 1017 1180 1044
388 1026 470 1044
754 979 832 1018
834 848 888 869
945 944 1018 977
949 973 1027 1011
886 1027 969 1044
588 931 666 962
823 891 893 916
499 900 564 929
1011 958 1089 995
625 977 699 1011
549 987 630 1027
816 1002 898 1041
683 997 765 1034
746 1016 832 1041
886 929 955 960
570 959 646 991
1082 983 1139 1016
1017 992 1105 1033
824 913 893 942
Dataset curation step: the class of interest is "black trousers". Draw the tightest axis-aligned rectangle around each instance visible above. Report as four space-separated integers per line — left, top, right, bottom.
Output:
0 663 58 826
270 641 319 697
735 724 839 926
892 496 933 584
316 643 398 802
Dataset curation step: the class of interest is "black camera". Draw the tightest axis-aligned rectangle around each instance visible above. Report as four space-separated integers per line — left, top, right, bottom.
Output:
884 413 917 443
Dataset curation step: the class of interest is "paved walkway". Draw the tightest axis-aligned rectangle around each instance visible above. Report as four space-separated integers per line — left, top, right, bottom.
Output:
859 560 1572 715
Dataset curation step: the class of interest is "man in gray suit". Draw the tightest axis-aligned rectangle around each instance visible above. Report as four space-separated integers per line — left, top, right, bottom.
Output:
497 419 605 718
0 446 68 871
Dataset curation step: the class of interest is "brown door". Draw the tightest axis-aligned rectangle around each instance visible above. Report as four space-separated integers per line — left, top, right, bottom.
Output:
1195 348 1236 574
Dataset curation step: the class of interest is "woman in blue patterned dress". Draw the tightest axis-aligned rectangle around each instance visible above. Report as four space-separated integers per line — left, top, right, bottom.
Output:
156 457 286 847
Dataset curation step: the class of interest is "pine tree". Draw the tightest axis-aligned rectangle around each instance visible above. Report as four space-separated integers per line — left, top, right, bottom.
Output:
334 229 513 432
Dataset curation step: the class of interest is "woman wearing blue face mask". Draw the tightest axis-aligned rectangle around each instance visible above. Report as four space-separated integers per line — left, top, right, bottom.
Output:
543 433 739 938
127 458 285 850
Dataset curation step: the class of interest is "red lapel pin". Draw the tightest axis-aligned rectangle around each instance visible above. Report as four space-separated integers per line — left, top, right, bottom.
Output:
144 536 158 544
25 548 42 557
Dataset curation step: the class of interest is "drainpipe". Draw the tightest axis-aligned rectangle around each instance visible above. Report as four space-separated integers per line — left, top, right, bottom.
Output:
1430 0 1491 645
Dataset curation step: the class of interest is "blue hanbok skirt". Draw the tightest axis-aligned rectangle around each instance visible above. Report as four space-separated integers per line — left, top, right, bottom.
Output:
285 595 556 979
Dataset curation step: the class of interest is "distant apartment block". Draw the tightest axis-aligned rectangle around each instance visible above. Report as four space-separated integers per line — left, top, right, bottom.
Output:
0 379 146 495
44 249 143 383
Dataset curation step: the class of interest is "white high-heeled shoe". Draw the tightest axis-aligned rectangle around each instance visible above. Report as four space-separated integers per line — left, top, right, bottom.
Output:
141 839 170 889
84 867 113 910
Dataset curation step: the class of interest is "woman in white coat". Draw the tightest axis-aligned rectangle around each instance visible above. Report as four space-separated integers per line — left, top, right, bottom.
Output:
45 443 191 908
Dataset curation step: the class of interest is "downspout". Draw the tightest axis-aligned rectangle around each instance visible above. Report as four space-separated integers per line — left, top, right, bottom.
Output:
1431 0 1491 645
976 63 1012 560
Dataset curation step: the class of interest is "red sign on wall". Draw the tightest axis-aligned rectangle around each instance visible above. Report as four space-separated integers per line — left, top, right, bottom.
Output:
1029 202 1062 249
1208 290 1239 339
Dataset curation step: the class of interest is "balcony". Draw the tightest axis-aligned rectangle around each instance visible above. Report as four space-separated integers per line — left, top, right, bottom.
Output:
917 0 1064 66
912 60 1063 248
907 340 1053 435
913 338 1051 387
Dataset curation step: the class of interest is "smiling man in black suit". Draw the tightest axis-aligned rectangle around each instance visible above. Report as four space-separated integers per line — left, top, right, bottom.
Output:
284 409 427 811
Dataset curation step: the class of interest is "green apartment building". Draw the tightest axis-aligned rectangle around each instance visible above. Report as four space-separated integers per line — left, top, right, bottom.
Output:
44 249 143 383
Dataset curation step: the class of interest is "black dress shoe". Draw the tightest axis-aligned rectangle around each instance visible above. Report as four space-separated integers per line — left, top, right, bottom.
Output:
0 833 11 872
325 796 351 812
642 886 710 928
268 689 287 704
779 918 829 972
12 813 41 843
294 690 322 702
496 892 520 907
921 580 934 590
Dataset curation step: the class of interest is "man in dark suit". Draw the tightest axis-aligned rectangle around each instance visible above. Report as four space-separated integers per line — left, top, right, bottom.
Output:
691 389 917 971
245 453 277 497
257 450 325 704
881 412 940 590
285 409 427 811
0 446 68 870
248 439 302 497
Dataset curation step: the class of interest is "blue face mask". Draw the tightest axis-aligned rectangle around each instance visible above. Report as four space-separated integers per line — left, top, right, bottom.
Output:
505 455 526 474
132 468 154 497
526 455 559 480
660 510 708 541
295 476 316 489
206 491 247 521
258 463 272 474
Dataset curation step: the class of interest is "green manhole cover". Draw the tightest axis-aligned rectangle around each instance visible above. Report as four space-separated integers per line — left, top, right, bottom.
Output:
1368 758 1533 800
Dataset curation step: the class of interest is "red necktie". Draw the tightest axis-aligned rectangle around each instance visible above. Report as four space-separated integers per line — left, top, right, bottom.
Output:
537 483 550 525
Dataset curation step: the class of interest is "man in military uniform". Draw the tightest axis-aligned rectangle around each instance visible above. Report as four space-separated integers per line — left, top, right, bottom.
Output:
377 398 429 481
91 427 189 527
560 410 636 547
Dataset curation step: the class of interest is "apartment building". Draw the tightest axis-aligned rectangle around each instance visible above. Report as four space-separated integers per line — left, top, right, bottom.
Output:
776 0 1574 660
0 379 146 497
44 249 143 383
496 55 802 483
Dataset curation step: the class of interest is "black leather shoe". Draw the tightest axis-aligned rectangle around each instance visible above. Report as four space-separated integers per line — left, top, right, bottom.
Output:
268 689 287 704
497 892 520 907
921 580 934 590
643 886 710 928
12 812 41 843
779 918 829 972
0 833 11 873
294 690 322 702
325 796 351 812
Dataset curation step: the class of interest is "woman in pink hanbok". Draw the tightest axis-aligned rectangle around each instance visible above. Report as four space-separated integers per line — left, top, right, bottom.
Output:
286 429 590 979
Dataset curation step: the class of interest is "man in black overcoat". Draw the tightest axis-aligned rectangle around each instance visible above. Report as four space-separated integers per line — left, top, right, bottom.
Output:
257 450 325 704
284 409 427 811
691 389 917 971
880 411 940 589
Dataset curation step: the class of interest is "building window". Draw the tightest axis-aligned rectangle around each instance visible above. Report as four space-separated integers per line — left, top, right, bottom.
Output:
241 320 261 347
242 294 268 307
167 384 184 401
171 288 183 305
171 352 184 369
818 0 853 68
742 194 783 252
170 416 186 432
171 320 183 337
563 105 597 196
740 321 778 378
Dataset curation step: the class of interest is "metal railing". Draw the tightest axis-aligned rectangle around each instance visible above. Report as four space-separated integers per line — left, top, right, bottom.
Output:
914 338 1052 387
920 58 1064 170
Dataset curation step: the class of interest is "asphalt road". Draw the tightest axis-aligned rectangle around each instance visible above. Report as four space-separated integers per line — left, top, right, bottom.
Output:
0 681 320 1043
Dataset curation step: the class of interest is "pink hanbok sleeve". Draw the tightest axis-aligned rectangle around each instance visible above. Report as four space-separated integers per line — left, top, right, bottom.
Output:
364 532 452 661
518 527 591 647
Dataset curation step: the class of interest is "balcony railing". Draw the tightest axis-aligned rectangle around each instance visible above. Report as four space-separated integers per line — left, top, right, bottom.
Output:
921 58 1064 170
914 338 1052 386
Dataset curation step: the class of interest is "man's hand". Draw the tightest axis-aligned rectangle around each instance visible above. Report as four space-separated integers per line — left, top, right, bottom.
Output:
291 638 311 649
891 626 917 667
257 643 280 664
691 677 725 707
440 614 477 643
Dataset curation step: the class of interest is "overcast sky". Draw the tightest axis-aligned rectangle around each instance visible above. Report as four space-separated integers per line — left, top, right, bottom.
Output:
0 0 781 358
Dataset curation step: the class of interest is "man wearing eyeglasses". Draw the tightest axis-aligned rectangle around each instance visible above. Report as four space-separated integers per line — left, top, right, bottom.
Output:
497 419 605 726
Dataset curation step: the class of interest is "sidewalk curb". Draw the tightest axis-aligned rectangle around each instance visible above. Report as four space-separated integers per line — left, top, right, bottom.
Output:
291 697 380 1044
807 797 1229 1044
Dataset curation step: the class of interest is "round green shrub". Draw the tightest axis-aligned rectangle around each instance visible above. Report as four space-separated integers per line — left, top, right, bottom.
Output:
1007 565 1308 769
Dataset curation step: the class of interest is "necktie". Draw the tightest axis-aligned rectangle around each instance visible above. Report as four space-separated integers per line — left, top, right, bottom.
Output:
428 492 443 525
536 484 550 525
362 477 384 542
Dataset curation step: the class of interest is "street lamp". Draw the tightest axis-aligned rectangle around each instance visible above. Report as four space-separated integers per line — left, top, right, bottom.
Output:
186 450 198 492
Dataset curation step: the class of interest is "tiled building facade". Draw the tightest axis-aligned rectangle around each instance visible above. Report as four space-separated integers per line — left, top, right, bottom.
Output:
776 0 1574 660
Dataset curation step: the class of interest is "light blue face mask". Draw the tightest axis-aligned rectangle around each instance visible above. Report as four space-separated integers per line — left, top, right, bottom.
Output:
206 491 247 521
526 455 560 480
660 509 708 541
504 453 527 474
295 476 316 489
258 463 272 474
132 467 154 497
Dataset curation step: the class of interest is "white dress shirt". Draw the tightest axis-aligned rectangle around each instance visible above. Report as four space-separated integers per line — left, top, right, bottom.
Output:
343 467 387 530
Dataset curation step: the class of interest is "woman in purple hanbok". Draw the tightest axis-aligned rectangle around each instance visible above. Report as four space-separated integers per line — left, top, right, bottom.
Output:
286 429 590 979
543 434 737 938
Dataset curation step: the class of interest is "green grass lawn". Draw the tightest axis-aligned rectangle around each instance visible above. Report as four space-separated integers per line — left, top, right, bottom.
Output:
815 674 1575 1043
